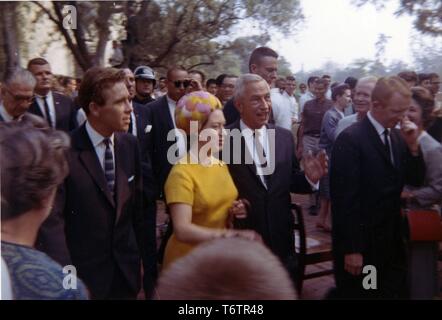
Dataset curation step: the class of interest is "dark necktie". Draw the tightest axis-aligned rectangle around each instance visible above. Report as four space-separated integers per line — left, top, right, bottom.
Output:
254 132 271 188
103 138 115 196
128 113 134 135
43 96 53 127
383 129 393 165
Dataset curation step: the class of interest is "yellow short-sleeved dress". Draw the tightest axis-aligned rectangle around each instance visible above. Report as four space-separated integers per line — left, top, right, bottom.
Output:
162 155 238 269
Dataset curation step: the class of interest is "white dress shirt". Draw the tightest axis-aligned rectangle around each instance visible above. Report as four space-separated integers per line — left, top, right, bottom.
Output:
270 90 300 130
240 120 271 188
0 102 14 122
130 101 138 137
35 91 56 127
367 111 394 164
167 95 186 159
85 121 115 175
239 120 318 190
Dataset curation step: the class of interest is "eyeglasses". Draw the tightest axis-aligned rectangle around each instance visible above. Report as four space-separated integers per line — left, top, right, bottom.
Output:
4 87 34 103
174 80 191 88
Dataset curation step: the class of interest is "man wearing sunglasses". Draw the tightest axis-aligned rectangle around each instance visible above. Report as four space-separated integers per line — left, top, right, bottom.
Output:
0 69 36 123
145 66 190 201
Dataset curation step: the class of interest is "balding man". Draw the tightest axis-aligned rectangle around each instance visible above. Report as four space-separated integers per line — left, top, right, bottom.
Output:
0 69 36 122
334 76 378 139
331 76 425 299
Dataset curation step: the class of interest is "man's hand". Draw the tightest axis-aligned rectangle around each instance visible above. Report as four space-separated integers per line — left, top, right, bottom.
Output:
345 253 363 276
303 150 328 184
400 116 420 155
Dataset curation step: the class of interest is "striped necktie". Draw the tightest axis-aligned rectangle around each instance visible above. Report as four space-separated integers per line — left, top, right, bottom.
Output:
103 138 115 196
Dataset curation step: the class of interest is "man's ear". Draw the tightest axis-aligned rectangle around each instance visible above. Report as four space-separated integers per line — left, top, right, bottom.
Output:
89 102 101 117
250 64 257 74
234 98 242 113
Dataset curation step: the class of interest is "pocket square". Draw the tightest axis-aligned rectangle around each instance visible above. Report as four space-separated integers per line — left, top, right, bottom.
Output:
145 125 152 133
128 175 135 182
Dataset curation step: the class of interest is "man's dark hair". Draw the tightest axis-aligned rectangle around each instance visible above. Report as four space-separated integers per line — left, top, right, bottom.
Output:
206 78 217 87
322 74 331 79
331 83 350 101
307 76 319 87
189 70 206 84
418 73 431 84
344 76 358 90
286 76 296 82
248 47 278 72
27 57 50 70
78 67 126 114
215 74 227 87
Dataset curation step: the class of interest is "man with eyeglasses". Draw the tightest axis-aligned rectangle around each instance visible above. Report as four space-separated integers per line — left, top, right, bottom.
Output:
0 69 36 122
216 74 238 105
27 58 78 132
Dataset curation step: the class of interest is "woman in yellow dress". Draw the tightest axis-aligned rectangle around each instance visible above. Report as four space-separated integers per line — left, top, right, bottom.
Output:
162 91 260 269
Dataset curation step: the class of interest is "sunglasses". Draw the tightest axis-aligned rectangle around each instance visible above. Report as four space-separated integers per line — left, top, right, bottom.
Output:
174 80 191 88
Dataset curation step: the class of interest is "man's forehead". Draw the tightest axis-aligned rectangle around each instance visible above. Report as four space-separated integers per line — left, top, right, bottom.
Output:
8 82 34 92
245 80 269 94
169 70 188 80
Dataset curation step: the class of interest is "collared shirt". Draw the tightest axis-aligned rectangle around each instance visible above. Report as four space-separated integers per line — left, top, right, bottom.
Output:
271 90 300 130
240 120 270 188
299 91 316 113
85 121 115 174
0 101 14 122
367 111 394 163
334 107 345 120
35 91 56 127
167 95 186 159
239 120 319 190
129 101 138 137
302 98 334 136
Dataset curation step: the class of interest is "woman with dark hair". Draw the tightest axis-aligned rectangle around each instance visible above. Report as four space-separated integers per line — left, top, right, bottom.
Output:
402 86 442 299
0 116 89 299
162 91 261 270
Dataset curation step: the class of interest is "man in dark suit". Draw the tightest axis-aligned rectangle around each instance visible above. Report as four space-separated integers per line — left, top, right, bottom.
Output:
224 73 327 283
27 58 77 132
223 47 278 125
122 68 157 299
330 76 426 299
60 67 149 299
145 66 190 199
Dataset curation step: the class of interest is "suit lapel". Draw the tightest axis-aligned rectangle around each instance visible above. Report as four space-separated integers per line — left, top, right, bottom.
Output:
114 134 130 224
230 120 268 190
160 96 175 130
76 125 116 207
363 117 394 168
30 99 44 118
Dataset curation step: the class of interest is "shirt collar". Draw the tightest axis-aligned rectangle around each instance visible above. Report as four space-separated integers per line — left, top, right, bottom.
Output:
85 121 114 148
334 107 345 119
239 119 267 139
166 95 177 108
0 101 14 122
367 111 386 137
35 91 53 100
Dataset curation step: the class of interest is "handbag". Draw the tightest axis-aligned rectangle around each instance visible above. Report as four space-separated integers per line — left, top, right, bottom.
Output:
405 209 442 242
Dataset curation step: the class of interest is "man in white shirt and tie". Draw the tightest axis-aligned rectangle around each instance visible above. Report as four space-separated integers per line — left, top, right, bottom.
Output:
224 73 327 286
27 58 78 132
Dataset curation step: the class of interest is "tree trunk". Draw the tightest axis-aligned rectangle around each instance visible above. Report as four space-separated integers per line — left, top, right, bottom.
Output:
93 2 112 67
0 2 20 79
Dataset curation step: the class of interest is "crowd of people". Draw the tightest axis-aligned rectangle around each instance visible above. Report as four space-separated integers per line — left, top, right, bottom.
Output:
0 46 441 300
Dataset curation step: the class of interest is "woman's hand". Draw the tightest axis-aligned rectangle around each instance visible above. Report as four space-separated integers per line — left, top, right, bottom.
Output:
227 199 249 228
